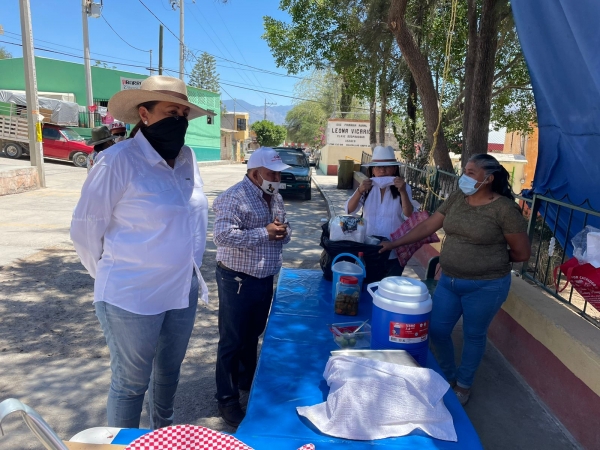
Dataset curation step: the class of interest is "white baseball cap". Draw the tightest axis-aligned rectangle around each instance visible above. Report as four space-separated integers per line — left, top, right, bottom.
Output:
247 147 291 171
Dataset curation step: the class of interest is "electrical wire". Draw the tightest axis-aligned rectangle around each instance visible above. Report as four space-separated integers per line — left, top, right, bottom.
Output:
136 0 307 80
2 29 149 65
101 15 150 53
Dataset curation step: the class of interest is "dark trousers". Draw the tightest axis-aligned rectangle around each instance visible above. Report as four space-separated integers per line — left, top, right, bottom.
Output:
215 264 274 403
384 258 405 278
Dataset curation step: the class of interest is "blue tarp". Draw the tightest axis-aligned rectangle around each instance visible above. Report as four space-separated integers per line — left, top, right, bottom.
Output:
512 0 600 252
235 269 483 449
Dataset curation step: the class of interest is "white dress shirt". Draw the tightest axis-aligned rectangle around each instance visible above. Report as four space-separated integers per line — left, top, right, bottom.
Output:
345 183 416 259
71 131 209 315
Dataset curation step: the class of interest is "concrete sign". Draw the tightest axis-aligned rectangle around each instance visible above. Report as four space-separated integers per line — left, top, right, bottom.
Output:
120 77 143 90
326 119 370 148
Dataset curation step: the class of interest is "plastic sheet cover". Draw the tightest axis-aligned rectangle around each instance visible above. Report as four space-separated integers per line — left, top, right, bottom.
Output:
512 0 600 252
0 90 80 126
234 269 483 449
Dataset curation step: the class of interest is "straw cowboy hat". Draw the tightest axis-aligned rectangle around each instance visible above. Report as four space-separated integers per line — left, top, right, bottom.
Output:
108 75 215 124
362 145 402 167
86 126 117 146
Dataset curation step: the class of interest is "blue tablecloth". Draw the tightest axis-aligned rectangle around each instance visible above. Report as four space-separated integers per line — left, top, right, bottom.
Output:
235 269 483 449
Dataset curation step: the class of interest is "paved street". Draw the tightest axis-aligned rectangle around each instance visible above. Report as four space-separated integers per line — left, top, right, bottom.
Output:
0 161 327 447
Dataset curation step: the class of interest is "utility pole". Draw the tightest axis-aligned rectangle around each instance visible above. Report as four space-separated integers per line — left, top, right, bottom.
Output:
170 0 185 80
264 99 276 121
19 0 46 187
81 0 94 111
179 0 185 81
158 24 163 75
149 49 153 75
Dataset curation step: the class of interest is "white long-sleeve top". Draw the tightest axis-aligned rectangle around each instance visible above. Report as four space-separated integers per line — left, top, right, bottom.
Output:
70 131 209 315
345 184 416 259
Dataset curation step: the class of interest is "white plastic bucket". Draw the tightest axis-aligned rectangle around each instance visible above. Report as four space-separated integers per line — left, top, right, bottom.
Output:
331 253 366 300
367 277 432 366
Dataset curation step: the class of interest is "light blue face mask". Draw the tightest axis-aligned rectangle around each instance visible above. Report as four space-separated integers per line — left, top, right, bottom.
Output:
459 174 488 196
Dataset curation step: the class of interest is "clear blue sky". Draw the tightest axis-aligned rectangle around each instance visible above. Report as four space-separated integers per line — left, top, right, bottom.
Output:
1 0 309 106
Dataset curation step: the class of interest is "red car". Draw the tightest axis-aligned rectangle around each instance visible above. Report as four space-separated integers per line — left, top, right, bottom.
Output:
2 124 93 167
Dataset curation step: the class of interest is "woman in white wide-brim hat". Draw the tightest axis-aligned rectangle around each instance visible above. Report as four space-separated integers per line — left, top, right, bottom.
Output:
345 145 417 277
71 76 214 429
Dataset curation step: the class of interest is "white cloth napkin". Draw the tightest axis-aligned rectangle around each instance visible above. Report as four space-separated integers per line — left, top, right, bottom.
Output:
297 355 457 442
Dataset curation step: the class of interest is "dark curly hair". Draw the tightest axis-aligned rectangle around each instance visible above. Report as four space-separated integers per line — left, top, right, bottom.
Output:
469 153 514 200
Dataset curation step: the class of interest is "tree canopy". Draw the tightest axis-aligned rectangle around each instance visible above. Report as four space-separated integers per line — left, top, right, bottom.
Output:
264 0 536 169
0 47 12 60
251 120 287 147
189 52 220 93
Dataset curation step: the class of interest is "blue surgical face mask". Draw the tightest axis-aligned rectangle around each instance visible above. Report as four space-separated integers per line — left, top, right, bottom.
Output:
459 174 487 196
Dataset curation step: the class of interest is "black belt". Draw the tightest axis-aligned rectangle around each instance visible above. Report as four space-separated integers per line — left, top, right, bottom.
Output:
217 261 237 273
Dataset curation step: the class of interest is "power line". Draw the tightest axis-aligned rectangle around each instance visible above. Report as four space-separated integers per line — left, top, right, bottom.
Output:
1 38 367 112
3 28 312 81
2 29 149 65
186 7 269 104
0 39 150 70
136 0 307 81
206 1 277 103
101 16 150 53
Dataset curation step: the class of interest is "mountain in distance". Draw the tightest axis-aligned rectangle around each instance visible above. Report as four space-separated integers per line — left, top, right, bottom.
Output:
222 99 293 126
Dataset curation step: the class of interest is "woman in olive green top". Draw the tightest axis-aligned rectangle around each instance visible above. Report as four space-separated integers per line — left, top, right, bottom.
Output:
380 154 531 405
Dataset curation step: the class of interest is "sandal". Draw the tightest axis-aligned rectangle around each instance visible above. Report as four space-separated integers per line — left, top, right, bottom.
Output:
452 386 471 406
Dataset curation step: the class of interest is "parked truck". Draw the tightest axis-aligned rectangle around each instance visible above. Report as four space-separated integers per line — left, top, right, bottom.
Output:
0 97 93 168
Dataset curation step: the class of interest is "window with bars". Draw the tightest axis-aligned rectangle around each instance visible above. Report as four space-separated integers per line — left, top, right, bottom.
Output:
237 118 247 131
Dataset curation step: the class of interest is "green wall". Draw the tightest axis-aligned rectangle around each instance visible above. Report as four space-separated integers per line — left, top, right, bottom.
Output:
186 86 221 161
0 56 146 104
0 57 221 161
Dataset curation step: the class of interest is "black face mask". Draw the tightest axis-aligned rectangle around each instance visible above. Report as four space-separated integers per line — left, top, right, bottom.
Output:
141 116 188 160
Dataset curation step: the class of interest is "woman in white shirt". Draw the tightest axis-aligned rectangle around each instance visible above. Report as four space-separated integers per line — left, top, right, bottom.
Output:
345 146 416 277
71 76 214 429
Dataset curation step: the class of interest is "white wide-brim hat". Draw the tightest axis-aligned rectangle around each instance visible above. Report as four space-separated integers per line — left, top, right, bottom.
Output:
362 145 402 167
108 75 215 124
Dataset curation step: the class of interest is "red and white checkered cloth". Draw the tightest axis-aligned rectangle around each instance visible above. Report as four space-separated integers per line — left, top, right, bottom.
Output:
124 424 315 450
390 211 440 267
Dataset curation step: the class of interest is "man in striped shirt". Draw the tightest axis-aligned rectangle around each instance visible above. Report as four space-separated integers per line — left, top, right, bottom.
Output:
213 147 292 427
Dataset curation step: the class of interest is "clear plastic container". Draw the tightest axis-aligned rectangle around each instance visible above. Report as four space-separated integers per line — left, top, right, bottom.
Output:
334 275 360 316
330 322 372 349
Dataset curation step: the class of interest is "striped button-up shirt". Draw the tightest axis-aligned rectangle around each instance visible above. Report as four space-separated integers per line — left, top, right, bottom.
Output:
213 176 291 278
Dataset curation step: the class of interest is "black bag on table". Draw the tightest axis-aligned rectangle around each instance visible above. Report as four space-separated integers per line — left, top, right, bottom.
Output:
319 222 392 284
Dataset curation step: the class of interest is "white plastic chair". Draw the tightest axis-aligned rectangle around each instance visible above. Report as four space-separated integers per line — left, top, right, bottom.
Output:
0 398 68 450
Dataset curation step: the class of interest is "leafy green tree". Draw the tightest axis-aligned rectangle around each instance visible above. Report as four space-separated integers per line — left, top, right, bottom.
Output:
189 52 220 92
0 47 12 60
251 120 287 147
285 101 327 145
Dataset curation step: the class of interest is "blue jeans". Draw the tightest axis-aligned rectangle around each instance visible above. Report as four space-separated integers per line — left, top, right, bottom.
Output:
429 273 511 389
95 272 198 429
215 264 274 403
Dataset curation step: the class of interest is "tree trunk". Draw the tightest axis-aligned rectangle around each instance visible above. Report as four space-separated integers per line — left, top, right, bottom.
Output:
388 0 453 170
379 58 388 145
340 77 353 119
369 95 377 146
379 93 387 146
461 0 477 156
462 0 507 167
407 72 417 158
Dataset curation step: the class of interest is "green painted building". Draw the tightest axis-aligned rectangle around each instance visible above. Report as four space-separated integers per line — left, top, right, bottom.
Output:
0 56 221 161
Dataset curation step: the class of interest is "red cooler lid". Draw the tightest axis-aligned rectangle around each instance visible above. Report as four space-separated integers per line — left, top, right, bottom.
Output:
340 276 358 284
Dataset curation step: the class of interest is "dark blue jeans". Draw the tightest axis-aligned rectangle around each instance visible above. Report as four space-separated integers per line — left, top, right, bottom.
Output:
215 264 274 403
429 273 511 389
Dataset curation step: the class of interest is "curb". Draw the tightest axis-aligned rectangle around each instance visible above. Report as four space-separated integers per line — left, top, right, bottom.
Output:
197 160 242 167
312 170 337 219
